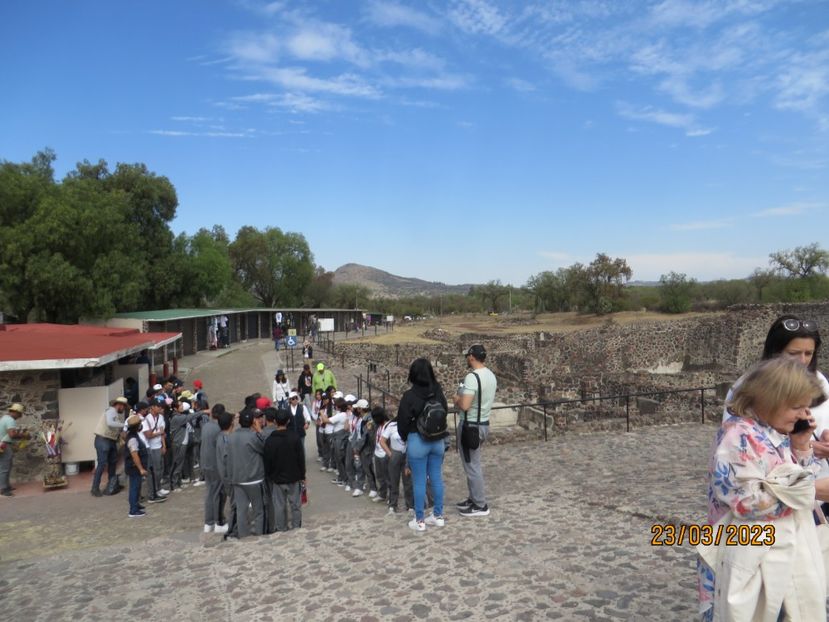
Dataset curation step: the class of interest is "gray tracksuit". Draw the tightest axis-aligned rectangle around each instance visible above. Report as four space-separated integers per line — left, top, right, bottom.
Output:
227 427 265 538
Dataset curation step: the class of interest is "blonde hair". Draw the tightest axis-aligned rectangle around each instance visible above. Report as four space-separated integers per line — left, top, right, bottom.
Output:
728 357 822 420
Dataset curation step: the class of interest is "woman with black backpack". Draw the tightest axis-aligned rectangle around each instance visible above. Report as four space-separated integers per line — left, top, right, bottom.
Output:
397 358 448 532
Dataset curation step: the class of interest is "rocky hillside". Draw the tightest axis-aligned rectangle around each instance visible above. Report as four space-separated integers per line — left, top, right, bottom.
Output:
332 263 473 298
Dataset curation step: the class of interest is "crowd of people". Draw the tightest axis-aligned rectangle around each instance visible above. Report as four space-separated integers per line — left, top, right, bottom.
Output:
84 344 498 538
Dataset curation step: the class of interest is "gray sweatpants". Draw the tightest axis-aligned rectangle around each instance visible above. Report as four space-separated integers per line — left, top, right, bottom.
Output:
360 442 376 491
147 448 164 498
457 423 489 507
0 444 14 491
171 443 187 487
233 483 265 538
388 449 413 511
271 482 302 531
373 455 389 499
345 448 363 489
332 431 348 483
203 469 226 526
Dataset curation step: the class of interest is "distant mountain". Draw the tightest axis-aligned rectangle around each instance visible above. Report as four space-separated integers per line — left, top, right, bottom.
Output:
332 263 474 299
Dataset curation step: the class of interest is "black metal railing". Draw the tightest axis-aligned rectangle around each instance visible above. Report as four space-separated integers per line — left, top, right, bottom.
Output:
352 376 717 440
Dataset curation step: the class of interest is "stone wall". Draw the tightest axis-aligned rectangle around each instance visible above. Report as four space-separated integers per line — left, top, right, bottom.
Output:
0 370 61 484
333 302 829 431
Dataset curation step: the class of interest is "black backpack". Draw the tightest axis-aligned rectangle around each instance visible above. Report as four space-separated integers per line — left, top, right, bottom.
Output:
416 393 448 440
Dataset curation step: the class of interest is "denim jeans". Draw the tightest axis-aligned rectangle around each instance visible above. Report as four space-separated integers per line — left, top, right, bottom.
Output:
128 471 142 514
92 435 118 491
406 432 445 521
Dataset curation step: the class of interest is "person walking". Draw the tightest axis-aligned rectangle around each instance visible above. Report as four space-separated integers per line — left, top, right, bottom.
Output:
312 363 337 394
397 358 449 532
91 397 129 497
453 344 497 517
0 403 30 497
297 364 314 411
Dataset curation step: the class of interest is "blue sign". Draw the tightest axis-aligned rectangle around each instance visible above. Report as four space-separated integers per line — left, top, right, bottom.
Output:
286 335 297 348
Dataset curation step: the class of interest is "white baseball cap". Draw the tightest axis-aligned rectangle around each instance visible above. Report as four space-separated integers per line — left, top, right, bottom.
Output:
152 383 163 391
180 402 191 412
354 399 369 409
344 394 356 403
288 391 299 399
333 391 344 399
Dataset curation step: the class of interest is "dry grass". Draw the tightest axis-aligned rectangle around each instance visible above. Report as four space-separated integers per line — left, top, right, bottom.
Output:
344 310 721 346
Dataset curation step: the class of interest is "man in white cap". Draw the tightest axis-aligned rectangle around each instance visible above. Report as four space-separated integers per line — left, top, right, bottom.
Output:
346 399 370 497
1 403 30 497
92 397 129 497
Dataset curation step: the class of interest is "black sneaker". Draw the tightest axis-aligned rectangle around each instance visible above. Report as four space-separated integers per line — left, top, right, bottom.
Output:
1 489 13 497
128 510 147 518
90 488 103 498
147 496 167 504
458 503 490 517
455 498 473 509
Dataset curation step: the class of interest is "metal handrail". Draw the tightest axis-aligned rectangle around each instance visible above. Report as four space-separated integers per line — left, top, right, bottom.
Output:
352 372 716 440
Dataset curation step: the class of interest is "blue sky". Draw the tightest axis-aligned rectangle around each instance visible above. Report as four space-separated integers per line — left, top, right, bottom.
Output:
2 1 828 285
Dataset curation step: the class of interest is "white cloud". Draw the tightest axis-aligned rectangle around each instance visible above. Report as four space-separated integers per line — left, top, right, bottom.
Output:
255 66 381 98
148 129 251 138
669 219 732 231
505 77 536 92
226 32 281 64
538 251 573 262
753 202 824 217
685 127 714 137
626 252 765 280
616 101 693 128
170 116 214 122
448 0 507 36
285 23 369 67
365 1 441 34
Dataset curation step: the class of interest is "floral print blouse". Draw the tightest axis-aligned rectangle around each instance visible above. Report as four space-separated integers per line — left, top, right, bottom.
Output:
698 414 817 618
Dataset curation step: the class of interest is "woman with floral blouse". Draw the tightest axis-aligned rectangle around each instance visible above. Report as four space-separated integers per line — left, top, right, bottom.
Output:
699 357 826 621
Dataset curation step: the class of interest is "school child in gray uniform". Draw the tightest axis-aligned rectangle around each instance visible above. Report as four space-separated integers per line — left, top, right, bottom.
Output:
215 410 236 539
381 417 413 515
371 407 390 503
226 410 266 538
201 404 228 534
257 408 278 533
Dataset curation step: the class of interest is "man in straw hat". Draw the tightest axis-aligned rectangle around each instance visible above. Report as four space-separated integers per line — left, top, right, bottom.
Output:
1 403 30 497
91 396 129 497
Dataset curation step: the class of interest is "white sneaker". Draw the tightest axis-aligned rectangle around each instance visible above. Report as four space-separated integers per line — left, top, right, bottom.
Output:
344 485 352 492
408 518 426 532
387 506 398 516
158 488 170 495
193 480 206 487
368 490 378 499
213 524 229 534
320 466 327 472
352 488 363 497
203 524 213 533
181 478 191 484
424 514 445 527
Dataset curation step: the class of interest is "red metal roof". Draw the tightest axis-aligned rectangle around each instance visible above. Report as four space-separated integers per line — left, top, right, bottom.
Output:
0 324 181 370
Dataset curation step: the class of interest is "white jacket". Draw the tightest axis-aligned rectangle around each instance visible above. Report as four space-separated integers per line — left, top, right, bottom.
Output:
698 463 827 621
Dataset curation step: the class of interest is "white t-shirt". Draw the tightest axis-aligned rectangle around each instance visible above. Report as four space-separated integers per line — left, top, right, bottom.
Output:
374 422 388 458
273 381 290 403
142 412 165 450
382 421 406 453
123 415 148 446
328 412 347 433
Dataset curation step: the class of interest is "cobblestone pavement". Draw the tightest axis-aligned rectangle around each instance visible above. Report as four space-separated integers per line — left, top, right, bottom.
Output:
0 342 714 621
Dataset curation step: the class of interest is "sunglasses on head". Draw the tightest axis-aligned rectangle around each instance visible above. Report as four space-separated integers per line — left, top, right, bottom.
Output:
782 319 818 333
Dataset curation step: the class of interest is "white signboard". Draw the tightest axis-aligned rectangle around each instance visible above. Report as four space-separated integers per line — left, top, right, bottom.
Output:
386 315 395 323
318 318 335 332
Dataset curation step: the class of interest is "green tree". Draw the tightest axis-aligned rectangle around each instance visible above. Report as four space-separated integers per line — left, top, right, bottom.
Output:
302 267 335 308
658 272 696 313
769 243 829 278
581 253 632 314
330 283 372 309
470 280 510 312
229 226 315 307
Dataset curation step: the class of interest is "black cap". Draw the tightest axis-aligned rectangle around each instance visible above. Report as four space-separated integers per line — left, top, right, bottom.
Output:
135 401 150 412
465 344 486 361
239 411 254 427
